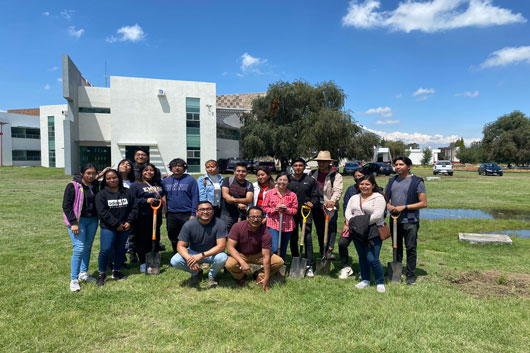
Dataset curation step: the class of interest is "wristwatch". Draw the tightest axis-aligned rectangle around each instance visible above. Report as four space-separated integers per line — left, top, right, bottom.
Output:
405 205 408 210
201 252 205 257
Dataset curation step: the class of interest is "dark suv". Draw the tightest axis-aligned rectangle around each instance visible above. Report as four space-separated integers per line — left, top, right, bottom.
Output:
254 161 276 174
343 162 361 175
362 162 394 176
478 163 503 176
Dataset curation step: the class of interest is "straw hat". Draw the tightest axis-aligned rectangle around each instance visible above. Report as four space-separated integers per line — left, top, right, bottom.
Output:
314 151 334 161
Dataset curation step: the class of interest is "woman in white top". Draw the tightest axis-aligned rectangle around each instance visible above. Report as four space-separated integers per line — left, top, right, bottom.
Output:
198 160 224 218
340 174 387 293
253 167 275 207
117 159 135 188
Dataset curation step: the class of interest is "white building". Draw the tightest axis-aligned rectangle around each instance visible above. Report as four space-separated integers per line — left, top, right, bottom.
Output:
40 55 218 175
407 148 441 165
0 111 41 166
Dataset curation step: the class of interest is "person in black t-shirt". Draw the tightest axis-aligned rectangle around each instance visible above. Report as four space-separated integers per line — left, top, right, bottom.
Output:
221 162 254 232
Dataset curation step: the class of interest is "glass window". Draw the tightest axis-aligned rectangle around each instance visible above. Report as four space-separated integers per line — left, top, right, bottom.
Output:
79 107 111 114
80 146 111 171
48 116 55 167
186 127 200 135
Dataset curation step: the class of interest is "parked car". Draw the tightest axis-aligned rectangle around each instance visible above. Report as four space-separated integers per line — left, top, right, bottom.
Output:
254 161 276 174
225 158 242 173
362 162 394 176
244 160 255 173
433 160 454 176
343 161 361 175
217 158 230 173
478 163 503 176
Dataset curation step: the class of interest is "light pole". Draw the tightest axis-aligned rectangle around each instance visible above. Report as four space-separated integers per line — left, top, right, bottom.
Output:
0 122 8 167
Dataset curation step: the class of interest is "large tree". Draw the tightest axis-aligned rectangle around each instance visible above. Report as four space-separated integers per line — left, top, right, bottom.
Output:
457 141 487 163
381 139 408 157
240 80 377 169
421 148 433 165
482 111 530 165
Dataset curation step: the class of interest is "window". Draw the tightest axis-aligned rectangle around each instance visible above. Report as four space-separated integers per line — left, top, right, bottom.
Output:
80 146 111 172
12 150 41 161
11 127 40 139
216 127 240 141
79 107 111 114
48 116 55 167
186 98 201 173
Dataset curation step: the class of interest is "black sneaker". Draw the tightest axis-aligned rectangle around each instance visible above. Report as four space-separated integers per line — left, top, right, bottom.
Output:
112 271 128 280
158 243 166 252
406 277 416 285
96 273 107 287
189 269 203 286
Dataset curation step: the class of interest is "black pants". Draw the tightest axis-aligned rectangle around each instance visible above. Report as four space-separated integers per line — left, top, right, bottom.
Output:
312 207 338 255
390 221 419 279
213 206 221 219
135 213 162 264
221 211 246 233
338 234 353 267
290 213 314 266
166 212 191 254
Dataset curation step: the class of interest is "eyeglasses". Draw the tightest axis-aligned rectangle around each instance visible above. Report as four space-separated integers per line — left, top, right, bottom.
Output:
248 216 262 220
198 208 213 212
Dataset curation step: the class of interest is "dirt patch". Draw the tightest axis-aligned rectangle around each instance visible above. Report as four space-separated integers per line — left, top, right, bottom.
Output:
448 270 530 298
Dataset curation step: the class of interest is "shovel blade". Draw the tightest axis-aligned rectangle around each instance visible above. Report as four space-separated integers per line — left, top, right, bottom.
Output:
315 258 331 276
387 261 403 283
145 251 161 275
289 257 307 279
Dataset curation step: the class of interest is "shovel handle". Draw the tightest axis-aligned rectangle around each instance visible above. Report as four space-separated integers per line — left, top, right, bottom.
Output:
277 213 283 256
151 200 161 241
391 211 400 249
301 205 311 222
323 205 330 250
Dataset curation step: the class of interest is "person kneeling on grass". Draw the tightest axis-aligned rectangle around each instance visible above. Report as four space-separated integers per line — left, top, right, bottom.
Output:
170 201 228 288
225 207 284 292
95 169 138 287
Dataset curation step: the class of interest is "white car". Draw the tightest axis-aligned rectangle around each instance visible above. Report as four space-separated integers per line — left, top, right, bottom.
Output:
433 160 454 176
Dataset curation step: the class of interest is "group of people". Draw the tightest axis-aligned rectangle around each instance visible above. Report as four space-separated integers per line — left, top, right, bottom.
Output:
63 148 427 293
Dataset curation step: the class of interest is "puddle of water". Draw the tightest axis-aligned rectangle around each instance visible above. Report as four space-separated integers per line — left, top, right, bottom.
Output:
485 230 530 239
422 209 530 222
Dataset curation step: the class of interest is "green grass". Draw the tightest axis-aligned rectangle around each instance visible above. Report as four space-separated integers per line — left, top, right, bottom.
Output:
0 167 529 353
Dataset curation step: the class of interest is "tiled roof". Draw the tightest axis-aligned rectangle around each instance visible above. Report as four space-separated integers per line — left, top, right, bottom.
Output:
216 92 265 109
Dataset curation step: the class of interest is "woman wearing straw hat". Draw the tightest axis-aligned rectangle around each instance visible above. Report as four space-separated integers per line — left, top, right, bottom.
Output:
310 151 343 259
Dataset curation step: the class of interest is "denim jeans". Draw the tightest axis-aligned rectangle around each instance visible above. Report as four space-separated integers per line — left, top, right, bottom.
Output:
98 228 131 273
353 237 384 285
68 217 98 280
269 228 292 260
170 249 228 278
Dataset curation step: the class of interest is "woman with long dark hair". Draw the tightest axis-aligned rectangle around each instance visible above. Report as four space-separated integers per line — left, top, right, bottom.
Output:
253 167 275 208
130 163 165 273
62 164 100 292
117 159 135 188
95 169 138 286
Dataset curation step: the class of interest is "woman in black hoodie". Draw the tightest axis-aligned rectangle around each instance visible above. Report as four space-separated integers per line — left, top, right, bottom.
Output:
95 169 138 286
62 164 99 292
130 163 165 273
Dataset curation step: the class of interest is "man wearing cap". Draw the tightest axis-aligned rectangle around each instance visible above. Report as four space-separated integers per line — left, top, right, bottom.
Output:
288 158 320 277
310 151 343 259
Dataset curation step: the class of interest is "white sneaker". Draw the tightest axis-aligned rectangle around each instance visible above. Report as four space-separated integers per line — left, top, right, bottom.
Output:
70 280 81 292
78 272 96 282
339 267 353 279
376 284 386 293
355 280 370 289
140 263 146 273
305 267 314 278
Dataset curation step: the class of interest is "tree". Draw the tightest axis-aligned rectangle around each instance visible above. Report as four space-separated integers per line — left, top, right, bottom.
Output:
421 148 433 165
482 111 530 165
457 141 487 163
240 80 375 169
381 139 407 158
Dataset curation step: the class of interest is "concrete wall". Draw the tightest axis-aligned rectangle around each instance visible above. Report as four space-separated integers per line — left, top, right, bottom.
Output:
40 105 67 168
62 54 82 175
78 86 111 108
217 138 239 159
0 112 41 167
110 76 216 174
78 113 111 142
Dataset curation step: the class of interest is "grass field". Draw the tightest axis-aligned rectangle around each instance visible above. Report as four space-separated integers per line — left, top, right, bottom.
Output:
0 167 529 353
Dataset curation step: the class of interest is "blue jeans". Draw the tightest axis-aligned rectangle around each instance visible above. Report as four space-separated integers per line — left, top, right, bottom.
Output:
353 237 384 285
68 217 98 280
170 249 228 278
98 228 131 273
269 228 292 260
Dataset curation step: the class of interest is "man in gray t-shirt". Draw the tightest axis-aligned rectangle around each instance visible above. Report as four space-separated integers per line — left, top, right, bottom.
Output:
385 157 427 285
170 201 228 288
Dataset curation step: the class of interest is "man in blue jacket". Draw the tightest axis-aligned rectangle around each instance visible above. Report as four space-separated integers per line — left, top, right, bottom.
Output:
385 156 427 285
162 158 199 255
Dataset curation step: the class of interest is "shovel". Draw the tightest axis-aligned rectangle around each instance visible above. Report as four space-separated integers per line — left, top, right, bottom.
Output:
289 205 311 278
146 200 162 275
387 211 403 283
315 205 333 276
276 212 286 277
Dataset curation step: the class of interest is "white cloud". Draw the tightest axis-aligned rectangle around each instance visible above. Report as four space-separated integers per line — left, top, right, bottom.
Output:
0 108 6 112
48 66 59 71
361 106 393 118
376 119 400 125
456 90 479 97
68 26 84 38
42 11 50 16
480 46 530 68
240 52 268 74
413 88 436 96
60 10 75 21
44 84 51 90
57 78 63 83
106 24 145 43
342 0 526 33
367 127 480 146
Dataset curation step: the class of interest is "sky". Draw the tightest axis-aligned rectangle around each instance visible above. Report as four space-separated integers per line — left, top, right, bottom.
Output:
1 0 529 147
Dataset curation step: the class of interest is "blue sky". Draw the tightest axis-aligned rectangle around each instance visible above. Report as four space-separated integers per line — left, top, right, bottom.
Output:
1 0 529 147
